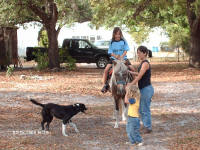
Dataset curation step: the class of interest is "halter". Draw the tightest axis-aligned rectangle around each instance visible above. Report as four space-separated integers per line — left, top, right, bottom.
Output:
116 80 126 85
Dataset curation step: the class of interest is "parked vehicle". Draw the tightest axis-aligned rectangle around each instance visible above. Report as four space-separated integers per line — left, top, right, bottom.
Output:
25 39 110 68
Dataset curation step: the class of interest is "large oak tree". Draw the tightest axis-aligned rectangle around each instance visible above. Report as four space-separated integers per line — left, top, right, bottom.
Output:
0 0 91 68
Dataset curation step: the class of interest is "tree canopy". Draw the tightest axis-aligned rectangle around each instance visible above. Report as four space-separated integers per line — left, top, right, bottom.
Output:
0 0 91 27
90 0 200 67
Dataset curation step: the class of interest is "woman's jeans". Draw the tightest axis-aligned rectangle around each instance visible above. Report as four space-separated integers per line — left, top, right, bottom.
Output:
139 85 154 130
126 117 142 144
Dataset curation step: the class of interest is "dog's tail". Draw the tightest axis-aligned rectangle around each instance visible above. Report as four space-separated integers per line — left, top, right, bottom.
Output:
30 99 44 107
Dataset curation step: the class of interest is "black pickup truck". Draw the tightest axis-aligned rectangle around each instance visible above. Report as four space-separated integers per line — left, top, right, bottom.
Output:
25 39 110 68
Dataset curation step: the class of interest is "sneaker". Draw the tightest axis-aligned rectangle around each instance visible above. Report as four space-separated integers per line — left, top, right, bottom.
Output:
143 128 152 134
101 84 109 93
126 142 143 146
135 142 143 146
125 142 131 145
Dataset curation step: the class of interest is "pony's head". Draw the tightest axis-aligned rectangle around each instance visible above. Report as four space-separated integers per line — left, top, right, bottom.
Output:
111 60 129 96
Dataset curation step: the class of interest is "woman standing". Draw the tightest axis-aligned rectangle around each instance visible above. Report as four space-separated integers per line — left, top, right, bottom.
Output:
128 46 154 133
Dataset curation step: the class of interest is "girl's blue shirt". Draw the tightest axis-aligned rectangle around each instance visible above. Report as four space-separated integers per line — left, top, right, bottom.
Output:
108 39 130 60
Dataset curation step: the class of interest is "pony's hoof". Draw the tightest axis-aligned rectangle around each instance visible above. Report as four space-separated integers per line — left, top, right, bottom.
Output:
122 120 127 123
122 118 127 122
62 133 68 137
114 124 119 128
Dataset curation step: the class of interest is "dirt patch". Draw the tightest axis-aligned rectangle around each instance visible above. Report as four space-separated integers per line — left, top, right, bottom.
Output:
0 62 200 150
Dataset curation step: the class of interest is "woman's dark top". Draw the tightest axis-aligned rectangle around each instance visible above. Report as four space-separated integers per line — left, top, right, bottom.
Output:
138 60 151 89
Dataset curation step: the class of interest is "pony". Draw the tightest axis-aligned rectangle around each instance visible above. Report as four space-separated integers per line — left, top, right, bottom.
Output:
110 60 133 128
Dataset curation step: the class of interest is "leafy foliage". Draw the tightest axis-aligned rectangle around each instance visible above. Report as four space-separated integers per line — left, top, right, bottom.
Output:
90 0 199 52
6 66 14 77
59 48 76 71
38 29 48 48
33 50 49 70
90 0 173 46
128 24 152 45
164 24 190 54
0 0 92 26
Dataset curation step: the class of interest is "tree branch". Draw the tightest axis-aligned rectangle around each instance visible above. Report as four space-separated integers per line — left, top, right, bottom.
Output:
56 24 63 35
70 0 91 23
48 1 58 23
132 0 152 19
27 0 48 24
186 0 200 35
71 0 79 12
186 0 195 27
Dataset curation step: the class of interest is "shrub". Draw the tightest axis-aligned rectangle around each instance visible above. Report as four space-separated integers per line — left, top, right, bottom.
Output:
38 29 48 48
33 50 49 70
59 48 76 71
6 66 14 77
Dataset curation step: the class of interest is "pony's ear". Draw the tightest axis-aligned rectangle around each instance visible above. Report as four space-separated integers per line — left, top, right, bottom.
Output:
113 60 117 66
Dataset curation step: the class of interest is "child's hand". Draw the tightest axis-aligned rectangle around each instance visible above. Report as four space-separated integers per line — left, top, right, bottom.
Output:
119 55 124 60
116 55 120 60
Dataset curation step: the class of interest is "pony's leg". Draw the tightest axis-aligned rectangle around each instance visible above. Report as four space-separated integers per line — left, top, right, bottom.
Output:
114 110 119 128
114 97 120 128
112 104 116 119
112 98 117 119
112 96 117 119
122 102 128 121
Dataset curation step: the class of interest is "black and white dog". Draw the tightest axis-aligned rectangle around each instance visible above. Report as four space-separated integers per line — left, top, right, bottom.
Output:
30 99 87 136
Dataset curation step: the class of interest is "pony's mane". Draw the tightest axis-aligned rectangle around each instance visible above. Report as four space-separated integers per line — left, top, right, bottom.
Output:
112 60 127 72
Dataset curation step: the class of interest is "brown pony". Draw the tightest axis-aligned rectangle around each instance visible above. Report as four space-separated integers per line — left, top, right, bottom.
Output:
110 60 133 128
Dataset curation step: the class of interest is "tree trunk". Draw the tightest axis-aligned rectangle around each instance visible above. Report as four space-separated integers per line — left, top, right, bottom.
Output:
28 1 60 69
189 34 200 68
186 0 200 68
177 47 180 62
46 25 60 69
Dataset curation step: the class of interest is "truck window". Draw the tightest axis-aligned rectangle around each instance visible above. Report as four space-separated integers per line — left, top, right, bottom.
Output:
78 40 91 49
62 40 71 48
71 40 79 49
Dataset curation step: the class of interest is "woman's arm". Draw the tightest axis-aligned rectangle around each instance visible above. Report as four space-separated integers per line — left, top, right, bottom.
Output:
129 71 138 76
130 62 149 85
124 92 130 104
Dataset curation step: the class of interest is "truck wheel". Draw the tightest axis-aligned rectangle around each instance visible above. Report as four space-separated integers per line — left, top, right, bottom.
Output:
96 56 108 69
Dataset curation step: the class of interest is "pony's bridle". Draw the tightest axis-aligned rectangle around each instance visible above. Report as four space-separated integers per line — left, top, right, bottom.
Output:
116 80 126 85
